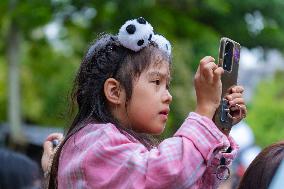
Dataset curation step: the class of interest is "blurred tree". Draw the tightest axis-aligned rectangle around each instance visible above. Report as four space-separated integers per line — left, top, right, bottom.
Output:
6 0 24 144
1 0 53 144
247 70 284 147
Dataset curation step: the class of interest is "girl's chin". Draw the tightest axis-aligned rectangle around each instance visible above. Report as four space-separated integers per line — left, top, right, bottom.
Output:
133 124 166 135
149 126 166 135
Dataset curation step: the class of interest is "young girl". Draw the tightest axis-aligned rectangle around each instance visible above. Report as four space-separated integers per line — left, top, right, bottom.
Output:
48 17 246 189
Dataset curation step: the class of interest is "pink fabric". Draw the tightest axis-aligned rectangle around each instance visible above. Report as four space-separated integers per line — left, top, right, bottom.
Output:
58 112 238 189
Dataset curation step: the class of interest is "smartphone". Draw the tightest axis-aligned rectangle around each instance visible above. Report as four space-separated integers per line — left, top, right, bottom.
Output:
213 37 241 130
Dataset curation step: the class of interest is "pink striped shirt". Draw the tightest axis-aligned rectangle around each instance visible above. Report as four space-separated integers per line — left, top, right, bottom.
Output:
58 112 238 189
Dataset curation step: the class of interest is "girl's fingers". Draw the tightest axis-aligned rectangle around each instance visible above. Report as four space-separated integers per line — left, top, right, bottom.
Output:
230 104 246 111
241 105 248 118
230 104 247 120
200 56 215 64
213 67 224 82
202 62 218 81
199 56 215 73
230 105 247 119
228 97 245 106
195 65 201 80
226 93 242 101
229 85 244 94
225 85 246 123
199 56 218 82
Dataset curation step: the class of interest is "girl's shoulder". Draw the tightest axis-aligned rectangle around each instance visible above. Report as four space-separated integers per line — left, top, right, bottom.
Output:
59 123 141 166
84 122 118 133
78 122 122 140
60 123 131 159
69 122 138 148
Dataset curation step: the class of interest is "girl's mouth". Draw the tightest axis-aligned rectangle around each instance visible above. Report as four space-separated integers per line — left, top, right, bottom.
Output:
159 111 168 115
159 109 170 120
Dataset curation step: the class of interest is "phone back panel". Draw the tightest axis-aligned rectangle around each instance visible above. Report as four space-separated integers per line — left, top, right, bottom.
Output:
213 38 241 130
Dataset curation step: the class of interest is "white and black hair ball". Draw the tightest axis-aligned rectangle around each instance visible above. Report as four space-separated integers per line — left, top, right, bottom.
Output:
151 34 172 56
118 17 154 52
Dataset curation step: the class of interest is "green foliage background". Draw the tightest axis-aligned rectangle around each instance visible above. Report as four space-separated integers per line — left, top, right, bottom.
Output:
246 71 284 147
1 0 284 146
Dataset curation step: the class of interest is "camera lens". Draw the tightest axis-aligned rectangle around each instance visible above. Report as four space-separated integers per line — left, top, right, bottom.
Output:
223 41 234 72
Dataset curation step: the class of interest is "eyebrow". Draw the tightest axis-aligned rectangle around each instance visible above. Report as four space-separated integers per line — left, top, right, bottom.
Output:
147 71 171 81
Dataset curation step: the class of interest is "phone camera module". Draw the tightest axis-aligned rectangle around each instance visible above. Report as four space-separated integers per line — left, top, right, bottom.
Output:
223 41 234 72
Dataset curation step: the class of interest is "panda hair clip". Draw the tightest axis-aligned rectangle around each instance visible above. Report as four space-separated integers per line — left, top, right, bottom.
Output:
117 17 172 56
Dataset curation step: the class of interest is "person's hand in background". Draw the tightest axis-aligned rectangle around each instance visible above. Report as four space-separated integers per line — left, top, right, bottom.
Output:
41 133 64 174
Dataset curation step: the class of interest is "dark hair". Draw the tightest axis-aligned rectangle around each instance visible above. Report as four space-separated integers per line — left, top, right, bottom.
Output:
0 148 40 189
48 34 171 188
237 141 284 189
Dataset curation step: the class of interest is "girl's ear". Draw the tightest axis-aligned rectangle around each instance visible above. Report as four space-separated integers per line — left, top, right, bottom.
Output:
104 78 124 105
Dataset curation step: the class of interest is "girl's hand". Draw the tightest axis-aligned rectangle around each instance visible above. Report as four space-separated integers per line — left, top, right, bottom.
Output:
225 85 247 125
194 56 224 119
41 132 64 173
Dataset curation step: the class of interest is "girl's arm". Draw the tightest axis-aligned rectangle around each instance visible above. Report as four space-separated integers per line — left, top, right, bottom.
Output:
145 112 238 188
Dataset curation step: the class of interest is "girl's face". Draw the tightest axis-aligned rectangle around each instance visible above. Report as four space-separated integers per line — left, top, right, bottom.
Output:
124 61 172 134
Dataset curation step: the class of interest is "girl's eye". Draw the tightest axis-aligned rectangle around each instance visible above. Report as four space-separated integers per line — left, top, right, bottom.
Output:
154 80 160 85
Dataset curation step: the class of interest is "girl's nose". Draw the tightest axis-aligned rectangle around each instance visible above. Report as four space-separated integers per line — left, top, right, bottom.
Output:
163 90 172 104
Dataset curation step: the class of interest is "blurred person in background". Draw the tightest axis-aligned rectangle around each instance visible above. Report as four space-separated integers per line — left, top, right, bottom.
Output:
237 141 284 189
269 159 284 189
0 148 41 189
